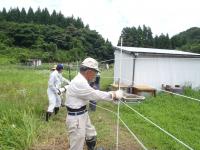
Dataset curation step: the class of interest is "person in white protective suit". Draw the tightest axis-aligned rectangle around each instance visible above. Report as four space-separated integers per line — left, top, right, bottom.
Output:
59 57 123 150
46 64 70 121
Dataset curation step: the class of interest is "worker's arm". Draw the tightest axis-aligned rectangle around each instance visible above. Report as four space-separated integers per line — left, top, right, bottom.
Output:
69 81 122 101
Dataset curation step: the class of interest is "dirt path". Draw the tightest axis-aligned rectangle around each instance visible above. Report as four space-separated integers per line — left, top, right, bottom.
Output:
30 135 68 150
90 105 142 150
30 104 142 150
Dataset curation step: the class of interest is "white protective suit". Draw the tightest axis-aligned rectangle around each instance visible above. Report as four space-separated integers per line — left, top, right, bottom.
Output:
47 70 69 113
65 73 113 150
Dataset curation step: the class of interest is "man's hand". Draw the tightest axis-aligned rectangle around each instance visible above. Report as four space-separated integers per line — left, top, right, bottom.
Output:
115 90 124 99
57 89 61 95
109 90 124 100
109 91 116 100
57 85 68 95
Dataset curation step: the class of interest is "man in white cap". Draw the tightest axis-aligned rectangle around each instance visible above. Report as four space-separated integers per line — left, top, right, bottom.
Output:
63 57 123 150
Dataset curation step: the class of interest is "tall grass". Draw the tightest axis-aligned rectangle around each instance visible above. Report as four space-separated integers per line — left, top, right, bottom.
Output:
0 67 48 149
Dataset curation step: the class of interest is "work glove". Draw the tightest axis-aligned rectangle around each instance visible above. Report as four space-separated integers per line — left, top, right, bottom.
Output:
57 85 68 95
109 91 116 100
57 89 62 95
109 90 124 100
115 90 124 99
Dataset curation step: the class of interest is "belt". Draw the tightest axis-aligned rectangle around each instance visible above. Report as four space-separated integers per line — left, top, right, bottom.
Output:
67 105 87 116
68 109 87 116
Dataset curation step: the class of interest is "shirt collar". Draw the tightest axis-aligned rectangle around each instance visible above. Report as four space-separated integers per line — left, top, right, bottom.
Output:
78 72 88 83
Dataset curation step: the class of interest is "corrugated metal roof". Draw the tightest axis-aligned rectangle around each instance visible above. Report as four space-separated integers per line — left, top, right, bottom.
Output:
115 46 200 56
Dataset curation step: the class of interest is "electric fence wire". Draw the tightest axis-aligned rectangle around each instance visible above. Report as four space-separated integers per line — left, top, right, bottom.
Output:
159 89 200 102
120 100 194 150
89 101 148 150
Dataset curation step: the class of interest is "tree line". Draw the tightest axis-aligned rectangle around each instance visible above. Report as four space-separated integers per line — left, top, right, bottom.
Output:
0 7 85 29
0 7 114 63
118 25 200 53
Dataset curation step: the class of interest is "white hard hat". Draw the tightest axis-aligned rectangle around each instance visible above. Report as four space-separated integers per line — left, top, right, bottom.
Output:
81 57 100 72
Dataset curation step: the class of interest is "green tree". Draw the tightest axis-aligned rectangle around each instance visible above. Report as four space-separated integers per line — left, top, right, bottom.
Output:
34 7 42 23
20 8 27 23
137 26 144 46
27 7 34 23
119 25 153 47
12 26 38 47
144 26 153 47
0 15 115 62
154 34 171 49
50 10 57 25
56 11 66 27
0 8 7 20
7 7 20 22
41 8 50 25
74 17 84 28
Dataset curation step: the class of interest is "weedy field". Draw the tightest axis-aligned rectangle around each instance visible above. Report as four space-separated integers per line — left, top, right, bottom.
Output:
0 66 47 149
0 64 200 150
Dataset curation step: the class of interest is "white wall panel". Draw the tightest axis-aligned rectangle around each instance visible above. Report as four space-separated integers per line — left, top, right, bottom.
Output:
134 58 200 89
114 51 133 85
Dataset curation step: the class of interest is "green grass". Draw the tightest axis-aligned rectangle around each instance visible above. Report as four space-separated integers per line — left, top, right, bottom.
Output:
119 91 200 149
0 55 16 65
100 68 114 90
0 67 49 149
1 64 200 150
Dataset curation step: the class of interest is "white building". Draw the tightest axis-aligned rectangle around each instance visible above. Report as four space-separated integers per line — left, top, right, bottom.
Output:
26 59 42 66
114 46 200 89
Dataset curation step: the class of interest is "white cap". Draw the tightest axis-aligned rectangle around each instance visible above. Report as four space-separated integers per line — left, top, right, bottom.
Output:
81 57 100 72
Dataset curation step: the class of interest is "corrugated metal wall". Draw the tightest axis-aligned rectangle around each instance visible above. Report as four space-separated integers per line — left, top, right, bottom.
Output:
114 50 200 89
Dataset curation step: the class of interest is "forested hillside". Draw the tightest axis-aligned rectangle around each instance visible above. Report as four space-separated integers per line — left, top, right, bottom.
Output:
0 7 114 63
118 25 200 53
171 27 200 53
0 7 200 64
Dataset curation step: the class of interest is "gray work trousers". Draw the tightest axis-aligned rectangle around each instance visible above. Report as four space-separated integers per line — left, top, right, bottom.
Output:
66 112 97 150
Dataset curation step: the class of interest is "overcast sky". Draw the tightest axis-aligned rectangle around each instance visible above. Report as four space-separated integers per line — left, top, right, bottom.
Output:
1 0 200 45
